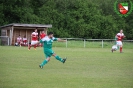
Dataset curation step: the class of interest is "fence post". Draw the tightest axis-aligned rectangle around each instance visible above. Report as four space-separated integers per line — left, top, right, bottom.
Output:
66 39 67 48
84 39 85 48
102 40 103 48
8 37 9 45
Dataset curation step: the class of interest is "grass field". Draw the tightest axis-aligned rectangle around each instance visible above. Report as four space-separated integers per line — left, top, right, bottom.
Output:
0 46 133 88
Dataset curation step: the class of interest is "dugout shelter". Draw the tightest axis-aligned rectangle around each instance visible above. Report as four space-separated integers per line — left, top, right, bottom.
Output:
0 23 52 45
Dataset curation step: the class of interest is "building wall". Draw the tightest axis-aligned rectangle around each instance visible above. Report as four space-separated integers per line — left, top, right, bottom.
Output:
12 28 47 45
1 30 6 36
1 27 11 36
13 29 33 45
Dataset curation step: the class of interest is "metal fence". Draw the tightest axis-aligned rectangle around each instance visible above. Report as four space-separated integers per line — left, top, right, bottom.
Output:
58 38 133 48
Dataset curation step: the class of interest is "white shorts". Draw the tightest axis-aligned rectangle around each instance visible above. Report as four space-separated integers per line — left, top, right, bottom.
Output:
31 41 38 45
116 41 122 46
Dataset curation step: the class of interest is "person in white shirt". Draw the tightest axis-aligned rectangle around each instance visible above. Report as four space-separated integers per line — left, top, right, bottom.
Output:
22 35 27 46
16 35 22 47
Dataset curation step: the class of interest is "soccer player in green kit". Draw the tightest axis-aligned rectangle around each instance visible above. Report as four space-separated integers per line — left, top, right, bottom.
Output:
33 32 67 69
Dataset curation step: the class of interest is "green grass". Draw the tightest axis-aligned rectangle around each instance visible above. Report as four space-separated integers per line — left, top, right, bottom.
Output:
0 46 133 88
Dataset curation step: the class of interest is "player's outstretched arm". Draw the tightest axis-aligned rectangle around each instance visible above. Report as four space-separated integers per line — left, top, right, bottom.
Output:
57 38 67 42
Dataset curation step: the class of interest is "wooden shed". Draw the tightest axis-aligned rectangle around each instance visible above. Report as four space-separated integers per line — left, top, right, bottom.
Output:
0 23 52 45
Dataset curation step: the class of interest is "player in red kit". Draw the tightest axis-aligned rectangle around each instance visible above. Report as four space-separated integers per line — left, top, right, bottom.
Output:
28 29 38 50
39 31 46 47
112 29 126 53
40 31 46 39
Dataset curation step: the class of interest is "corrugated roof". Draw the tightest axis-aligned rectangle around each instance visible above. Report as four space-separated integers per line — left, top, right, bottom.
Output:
0 23 52 28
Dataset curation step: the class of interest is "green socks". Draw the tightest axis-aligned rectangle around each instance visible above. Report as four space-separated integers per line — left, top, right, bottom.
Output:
55 55 63 62
41 59 48 66
40 56 63 66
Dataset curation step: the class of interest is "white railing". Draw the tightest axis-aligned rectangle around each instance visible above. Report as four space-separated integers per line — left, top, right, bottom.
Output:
61 38 133 48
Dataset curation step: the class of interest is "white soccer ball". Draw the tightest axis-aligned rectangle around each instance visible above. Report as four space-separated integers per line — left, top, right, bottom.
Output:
15 43 18 46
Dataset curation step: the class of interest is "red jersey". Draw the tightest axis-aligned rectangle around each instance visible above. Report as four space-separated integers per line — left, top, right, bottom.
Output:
40 33 46 39
116 33 124 41
31 32 38 41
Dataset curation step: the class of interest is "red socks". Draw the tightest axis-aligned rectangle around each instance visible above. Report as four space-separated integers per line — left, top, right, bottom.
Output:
34 45 36 49
120 47 122 53
28 45 37 50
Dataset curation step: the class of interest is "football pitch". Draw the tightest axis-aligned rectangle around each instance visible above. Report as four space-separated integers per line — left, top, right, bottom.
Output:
0 46 133 88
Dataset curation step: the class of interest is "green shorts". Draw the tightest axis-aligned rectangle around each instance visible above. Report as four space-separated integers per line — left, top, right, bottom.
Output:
44 49 54 58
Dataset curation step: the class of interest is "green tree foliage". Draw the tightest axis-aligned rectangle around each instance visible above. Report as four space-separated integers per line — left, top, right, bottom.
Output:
0 0 132 39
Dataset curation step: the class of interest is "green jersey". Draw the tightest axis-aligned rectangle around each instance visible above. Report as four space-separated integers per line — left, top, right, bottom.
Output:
40 36 58 49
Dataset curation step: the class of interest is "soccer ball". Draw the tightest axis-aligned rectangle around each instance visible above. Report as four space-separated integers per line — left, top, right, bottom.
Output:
15 43 18 46
112 45 118 51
